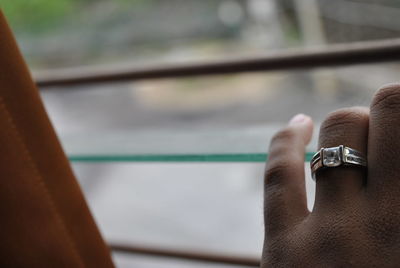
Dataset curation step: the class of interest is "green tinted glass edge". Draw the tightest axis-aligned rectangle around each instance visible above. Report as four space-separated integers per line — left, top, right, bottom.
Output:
68 152 315 163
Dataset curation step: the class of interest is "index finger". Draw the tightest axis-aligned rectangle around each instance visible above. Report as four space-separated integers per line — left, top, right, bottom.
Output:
264 114 313 238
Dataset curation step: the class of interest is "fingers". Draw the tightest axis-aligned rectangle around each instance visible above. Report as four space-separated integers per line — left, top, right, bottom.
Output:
264 114 313 237
368 83 400 195
314 107 369 210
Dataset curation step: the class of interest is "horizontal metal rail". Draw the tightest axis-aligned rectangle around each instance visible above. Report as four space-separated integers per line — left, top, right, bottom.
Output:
36 38 400 88
110 243 260 267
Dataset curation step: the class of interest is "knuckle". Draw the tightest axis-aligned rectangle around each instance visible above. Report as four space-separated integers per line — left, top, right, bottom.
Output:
265 156 299 186
271 127 296 145
266 127 302 186
320 108 367 134
371 83 400 111
265 161 288 186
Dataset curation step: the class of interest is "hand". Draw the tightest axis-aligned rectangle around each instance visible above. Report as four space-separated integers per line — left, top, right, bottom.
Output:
262 84 400 267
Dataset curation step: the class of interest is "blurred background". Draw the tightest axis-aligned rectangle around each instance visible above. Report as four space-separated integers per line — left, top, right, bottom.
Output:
3 0 400 267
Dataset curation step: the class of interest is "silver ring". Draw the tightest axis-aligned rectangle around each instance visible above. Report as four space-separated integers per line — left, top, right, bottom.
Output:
310 145 367 180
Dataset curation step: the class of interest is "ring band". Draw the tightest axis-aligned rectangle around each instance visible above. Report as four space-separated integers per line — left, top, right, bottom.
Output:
310 145 367 180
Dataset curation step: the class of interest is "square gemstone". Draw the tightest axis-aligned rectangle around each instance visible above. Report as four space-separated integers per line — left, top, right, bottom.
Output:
322 147 342 167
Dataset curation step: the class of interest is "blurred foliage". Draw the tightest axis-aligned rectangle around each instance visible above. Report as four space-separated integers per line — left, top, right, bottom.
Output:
1 0 75 33
0 0 152 33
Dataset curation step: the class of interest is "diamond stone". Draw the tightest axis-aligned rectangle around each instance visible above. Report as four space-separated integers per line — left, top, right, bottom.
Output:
322 147 342 167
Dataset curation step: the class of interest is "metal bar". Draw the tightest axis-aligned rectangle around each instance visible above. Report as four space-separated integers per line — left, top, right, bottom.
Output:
110 243 260 267
36 38 400 88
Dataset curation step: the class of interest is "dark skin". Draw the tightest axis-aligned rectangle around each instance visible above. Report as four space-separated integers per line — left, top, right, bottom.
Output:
262 84 400 267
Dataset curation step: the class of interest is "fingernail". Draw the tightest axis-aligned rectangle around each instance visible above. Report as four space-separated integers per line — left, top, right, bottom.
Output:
289 114 307 125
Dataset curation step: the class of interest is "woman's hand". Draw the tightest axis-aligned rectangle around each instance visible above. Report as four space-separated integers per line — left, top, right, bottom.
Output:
262 84 400 267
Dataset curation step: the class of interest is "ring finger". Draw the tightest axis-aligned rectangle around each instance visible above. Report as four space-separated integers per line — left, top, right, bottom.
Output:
313 107 369 211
